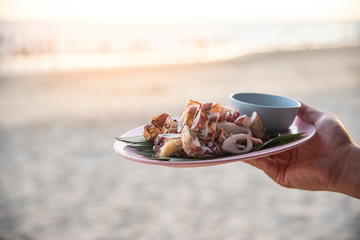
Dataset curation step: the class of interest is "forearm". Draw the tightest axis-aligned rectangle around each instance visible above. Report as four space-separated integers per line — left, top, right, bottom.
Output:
331 143 360 199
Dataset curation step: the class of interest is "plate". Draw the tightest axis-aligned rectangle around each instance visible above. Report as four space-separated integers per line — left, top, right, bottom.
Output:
113 117 316 168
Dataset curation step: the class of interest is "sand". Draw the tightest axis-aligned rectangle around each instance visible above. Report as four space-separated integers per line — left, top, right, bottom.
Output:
0 46 360 240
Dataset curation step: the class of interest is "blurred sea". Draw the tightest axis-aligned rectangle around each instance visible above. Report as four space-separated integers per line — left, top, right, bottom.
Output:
0 21 359 74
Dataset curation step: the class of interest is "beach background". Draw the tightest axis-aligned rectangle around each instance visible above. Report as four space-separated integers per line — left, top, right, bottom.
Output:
1 1 360 239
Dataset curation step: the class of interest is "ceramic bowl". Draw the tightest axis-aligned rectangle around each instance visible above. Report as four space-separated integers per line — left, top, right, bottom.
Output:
230 92 301 133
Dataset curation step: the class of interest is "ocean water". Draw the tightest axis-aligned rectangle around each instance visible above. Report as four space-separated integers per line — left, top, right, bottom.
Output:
0 21 359 73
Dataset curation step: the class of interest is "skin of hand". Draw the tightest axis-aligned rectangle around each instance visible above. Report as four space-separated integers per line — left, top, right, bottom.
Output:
245 101 360 199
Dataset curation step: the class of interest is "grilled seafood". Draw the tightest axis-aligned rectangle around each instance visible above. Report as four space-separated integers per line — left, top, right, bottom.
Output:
143 99 267 158
222 134 263 154
191 102 213 132
153 134 183 158
178 100 201 132
234 114 251 128
143 113 178 141
216 122 252 136
249 112 267 139
181 125 220 158
219 106 240 122
181 125 206 157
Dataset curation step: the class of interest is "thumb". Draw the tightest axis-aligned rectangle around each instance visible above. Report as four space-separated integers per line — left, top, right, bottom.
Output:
296 100 324 125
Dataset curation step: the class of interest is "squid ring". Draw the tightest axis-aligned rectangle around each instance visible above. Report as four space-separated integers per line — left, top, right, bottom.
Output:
222 134 253 154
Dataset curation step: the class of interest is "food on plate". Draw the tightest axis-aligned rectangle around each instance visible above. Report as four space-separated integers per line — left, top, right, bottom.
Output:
143 113 177 141
143 99 267 159
153 134 183 158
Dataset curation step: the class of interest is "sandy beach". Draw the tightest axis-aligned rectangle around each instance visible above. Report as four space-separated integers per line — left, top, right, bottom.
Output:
1 46 360 240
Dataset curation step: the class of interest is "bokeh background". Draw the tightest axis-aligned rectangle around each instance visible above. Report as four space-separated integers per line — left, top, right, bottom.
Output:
1 1 360 239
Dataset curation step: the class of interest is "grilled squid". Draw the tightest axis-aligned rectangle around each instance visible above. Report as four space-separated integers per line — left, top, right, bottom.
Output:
198 103 221 141
181 125 205 157
178 100 201 132
234 114 251 128
143 113 178 141
191 102 213 132
222 134 263 154
216 122 252 136
154 134 183 158
219 106 240 122
222 134 253 154
143 113 170 141
249 112 267 139
143 99 268 159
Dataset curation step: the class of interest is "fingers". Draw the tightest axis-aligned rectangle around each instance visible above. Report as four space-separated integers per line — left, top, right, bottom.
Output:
273 150 293 163
244 157 271 171
245 157 283 186
245 149 292 168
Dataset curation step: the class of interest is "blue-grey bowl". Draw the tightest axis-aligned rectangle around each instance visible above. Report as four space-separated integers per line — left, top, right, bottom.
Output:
230 93 301 133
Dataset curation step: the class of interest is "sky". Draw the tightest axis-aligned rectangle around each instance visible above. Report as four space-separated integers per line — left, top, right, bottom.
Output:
0 0 360 23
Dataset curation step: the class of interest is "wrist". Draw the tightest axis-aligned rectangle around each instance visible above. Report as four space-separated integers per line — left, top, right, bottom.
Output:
330 143 360 199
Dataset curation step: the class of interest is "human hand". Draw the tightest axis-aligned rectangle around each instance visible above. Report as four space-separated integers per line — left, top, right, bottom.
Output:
245 101 360 198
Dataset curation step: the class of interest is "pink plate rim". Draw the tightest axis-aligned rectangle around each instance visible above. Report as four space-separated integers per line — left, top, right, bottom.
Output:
113 117 316 168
